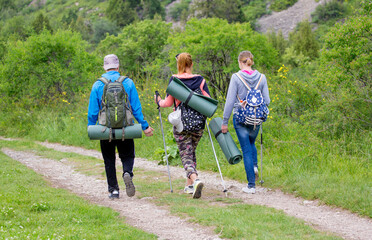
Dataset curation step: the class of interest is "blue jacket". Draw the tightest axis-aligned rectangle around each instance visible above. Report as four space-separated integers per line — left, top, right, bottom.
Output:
87 71 149 130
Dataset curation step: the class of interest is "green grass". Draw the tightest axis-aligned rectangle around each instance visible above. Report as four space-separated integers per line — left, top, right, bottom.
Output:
0 86 370 218
0 141 156 239
0 139 341 239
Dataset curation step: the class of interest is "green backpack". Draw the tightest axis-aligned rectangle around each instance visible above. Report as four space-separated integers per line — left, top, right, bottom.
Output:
98 76 134 141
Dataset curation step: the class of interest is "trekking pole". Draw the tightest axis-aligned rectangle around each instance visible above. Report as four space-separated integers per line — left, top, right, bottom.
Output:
260 125 264 186
206 120 228 196
155 91 173 193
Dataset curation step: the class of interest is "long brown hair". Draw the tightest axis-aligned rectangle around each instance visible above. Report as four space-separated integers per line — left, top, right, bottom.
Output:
176 53 193 74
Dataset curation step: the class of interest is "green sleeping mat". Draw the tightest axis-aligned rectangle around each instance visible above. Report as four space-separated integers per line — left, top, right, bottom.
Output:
88 124 142 140
209 117 242 165
166 77 218 118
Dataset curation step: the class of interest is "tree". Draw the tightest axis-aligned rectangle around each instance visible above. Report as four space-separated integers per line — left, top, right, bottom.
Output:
192 0 245 23
143 0 164 19
106 0 138 27
313 9 372 135
0 30 100 104
96 19 171 77
91 19 118 44
32 13 53 34
289 20 319 60
1 16 31 41
167 18 278 96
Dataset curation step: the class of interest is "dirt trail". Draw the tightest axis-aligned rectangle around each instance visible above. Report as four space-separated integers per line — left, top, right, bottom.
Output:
2 148 222 240
257 0 329 38
2 140 372 240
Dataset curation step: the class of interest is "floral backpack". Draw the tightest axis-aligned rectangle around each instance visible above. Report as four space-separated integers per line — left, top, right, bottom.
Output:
233 73 269 128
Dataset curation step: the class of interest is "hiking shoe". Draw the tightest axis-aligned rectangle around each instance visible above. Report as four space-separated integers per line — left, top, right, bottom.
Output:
192 179 204 199
242 186 256 194
109 190 119 199
123 172 135 197
184 185 194 194
254 166 259 178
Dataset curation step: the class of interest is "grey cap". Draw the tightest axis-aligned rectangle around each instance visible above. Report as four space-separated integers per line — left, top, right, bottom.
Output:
103 54 119 70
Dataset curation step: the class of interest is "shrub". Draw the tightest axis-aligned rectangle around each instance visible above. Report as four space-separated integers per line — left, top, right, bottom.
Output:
311 0 346 24
0 29 100 105
270 0 297 12
167 18 279 97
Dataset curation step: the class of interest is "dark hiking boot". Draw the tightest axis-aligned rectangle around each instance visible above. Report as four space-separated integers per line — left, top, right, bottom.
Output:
123 172 135 197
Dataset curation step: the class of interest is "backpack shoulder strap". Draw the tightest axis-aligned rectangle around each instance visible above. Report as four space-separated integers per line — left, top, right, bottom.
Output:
98 77 109 85
254 74 264 90
116 76 127 83
236 73 251 90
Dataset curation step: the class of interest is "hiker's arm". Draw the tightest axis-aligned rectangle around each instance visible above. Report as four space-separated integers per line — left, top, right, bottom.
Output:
261 75 270 106
156 94 175 108
200 79 210 97
127 81 149 130
222 75 238 126
87 83 100 126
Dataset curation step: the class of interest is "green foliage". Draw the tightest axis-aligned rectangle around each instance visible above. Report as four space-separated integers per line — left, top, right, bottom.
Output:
270 0 298 12
169 0 191 21
0 30 100 105
167 18 279 96
91 18 119 44
192 0 246 23
96 19 171 78
311 0 346 24
32 13 53 34
266 30 287 56
312 13 372 136
61 7 78 26
242 0 270 25
143 0 164 19
106 0 138 27
0 15 32 41
289 20 319 61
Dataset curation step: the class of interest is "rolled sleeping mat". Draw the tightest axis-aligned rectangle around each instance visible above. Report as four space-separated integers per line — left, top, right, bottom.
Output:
209 117 242 165
166 77 218 118
88 124 142 140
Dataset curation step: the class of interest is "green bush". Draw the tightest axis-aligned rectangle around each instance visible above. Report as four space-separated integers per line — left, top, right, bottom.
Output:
167 18 279 97
312 0 346 24
95 19 171 79
0 29 100 105
169 0 191 21
312 13 372 137
270 0 298 12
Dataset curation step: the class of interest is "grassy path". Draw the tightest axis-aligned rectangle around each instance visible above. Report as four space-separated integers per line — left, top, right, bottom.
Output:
1 138 371 239
37 141 372 240
0 138 351 239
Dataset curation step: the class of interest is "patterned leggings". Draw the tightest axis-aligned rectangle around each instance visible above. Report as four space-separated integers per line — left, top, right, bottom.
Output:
173 128 204 178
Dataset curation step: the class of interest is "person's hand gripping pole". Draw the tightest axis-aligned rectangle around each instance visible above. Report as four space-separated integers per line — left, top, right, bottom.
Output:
155 91 173 193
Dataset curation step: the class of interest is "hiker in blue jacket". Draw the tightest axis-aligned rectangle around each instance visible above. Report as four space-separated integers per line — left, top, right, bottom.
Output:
88 54 154 199
221 51 270 194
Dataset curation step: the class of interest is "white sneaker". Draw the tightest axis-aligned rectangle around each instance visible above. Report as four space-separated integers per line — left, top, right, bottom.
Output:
254 166 259 178
242 186 256 194
184 185 194 194
192 179 204 199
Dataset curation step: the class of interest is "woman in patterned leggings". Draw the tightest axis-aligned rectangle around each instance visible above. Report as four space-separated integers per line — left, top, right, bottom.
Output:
155 53 211 199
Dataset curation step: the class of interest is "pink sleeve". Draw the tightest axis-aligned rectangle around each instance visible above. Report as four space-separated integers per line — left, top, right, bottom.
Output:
200 79 210 97
159 94 175 108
